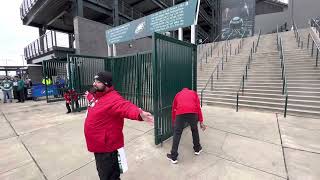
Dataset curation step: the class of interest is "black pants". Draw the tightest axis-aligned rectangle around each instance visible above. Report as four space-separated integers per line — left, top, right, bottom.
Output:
170 113 202 159
16 90 25 102
66 101 79 112
94 151 121 180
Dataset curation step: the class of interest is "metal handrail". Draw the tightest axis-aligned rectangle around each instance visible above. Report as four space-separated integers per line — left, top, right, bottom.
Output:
236 46 254 111
292 21 303 48
310 18 320 39
200 56 225 107
278 38 289 117
307 33 320 67
255 30 262 52
24 30 73 60
276 25 289 117
201 33 245 106
198 33 223 67
20 0 38 19
236 31 261 111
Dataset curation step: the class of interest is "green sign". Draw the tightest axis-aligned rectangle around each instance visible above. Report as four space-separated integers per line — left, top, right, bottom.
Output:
106 0 200 45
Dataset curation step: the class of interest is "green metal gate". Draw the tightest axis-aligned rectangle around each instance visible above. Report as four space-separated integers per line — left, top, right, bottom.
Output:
42 60 68 103
153 33 197 145
66 32 196 145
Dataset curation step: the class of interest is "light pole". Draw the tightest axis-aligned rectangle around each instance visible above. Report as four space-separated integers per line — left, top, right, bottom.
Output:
21 55 25 66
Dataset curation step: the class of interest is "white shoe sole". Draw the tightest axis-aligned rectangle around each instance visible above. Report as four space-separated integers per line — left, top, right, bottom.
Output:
167 157 178 164
194 149 203 155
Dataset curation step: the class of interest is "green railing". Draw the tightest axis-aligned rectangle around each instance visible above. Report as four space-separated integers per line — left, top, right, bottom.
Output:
307 33 320 67
277 26 289 117
236 30 261 111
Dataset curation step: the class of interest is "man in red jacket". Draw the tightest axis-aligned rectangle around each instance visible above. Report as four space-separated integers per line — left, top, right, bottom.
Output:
84 71 153 180
167 88 206 164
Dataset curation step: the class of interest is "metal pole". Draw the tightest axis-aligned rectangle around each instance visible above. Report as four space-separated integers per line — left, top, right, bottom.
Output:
112 44 117 56
210 75 213 90
236 93 239 112
316 49 319 67
178 28 183 41
307 34 310 49
108 44 112 57
191 25 196 44
311 41 314 57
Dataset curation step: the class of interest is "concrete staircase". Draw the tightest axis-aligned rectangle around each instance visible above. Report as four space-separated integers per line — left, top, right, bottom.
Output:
237 33 285 112
198 36 255 107
198 28 320 117
280 29 320 117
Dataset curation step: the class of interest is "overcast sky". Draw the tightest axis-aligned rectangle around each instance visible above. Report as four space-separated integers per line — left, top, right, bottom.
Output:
0 0 289 66
0 0 38 66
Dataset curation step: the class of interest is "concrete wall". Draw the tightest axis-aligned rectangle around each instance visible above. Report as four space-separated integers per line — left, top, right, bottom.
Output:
27 66 43 84
115 37 152 55
73 16 152 57
74 16 111 57
288 0 320 28
255 11 288 34
256 1 284 15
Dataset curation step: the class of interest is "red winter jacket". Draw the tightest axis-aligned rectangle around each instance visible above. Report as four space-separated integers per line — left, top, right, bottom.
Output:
84 86 143 153
63 90 78 103
172 88 203 124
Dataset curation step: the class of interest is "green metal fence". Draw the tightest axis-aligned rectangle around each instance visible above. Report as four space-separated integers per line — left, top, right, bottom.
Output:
66 33 196 145
67 53 153 112
42 60 68 103
112 52 153 112
67 54 108 111
153 33 197 145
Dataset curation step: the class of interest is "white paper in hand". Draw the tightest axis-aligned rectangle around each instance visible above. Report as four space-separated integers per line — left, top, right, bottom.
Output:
117 147 128 173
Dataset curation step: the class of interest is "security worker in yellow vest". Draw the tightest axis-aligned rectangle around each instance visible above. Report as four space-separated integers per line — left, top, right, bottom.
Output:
42 76 52 85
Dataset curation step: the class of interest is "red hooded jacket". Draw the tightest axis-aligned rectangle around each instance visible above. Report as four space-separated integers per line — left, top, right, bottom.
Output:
63 90 78 103
84 86 143 153
172 88 203 124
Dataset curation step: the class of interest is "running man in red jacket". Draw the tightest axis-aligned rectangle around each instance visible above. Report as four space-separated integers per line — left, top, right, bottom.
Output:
84 71 153 180
167 88 207 164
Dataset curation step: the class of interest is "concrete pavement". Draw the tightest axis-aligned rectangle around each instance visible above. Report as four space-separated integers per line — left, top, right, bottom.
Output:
0 100 319 180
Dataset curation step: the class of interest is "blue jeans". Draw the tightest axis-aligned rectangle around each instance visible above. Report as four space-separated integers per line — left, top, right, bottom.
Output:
3 90 12 103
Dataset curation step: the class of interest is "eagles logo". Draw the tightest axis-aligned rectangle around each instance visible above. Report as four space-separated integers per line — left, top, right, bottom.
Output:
135 21 145 34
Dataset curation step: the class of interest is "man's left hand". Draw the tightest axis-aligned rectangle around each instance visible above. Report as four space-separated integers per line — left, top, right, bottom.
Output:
140 110 154 125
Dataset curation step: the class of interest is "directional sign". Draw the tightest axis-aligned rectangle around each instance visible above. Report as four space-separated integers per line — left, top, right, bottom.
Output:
106 0 200 45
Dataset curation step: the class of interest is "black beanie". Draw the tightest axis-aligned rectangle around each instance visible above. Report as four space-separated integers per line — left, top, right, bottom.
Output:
94 71 112 87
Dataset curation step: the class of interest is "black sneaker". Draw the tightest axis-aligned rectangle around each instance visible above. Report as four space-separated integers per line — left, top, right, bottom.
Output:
166 154 178 164
194 148 203 155
66 111 71 114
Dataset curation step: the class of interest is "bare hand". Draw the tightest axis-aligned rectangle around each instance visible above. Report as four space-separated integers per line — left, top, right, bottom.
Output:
200 122 207 131
140 110 154 125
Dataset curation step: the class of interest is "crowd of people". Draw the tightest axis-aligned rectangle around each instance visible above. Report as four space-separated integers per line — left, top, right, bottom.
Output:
0 75 32 103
